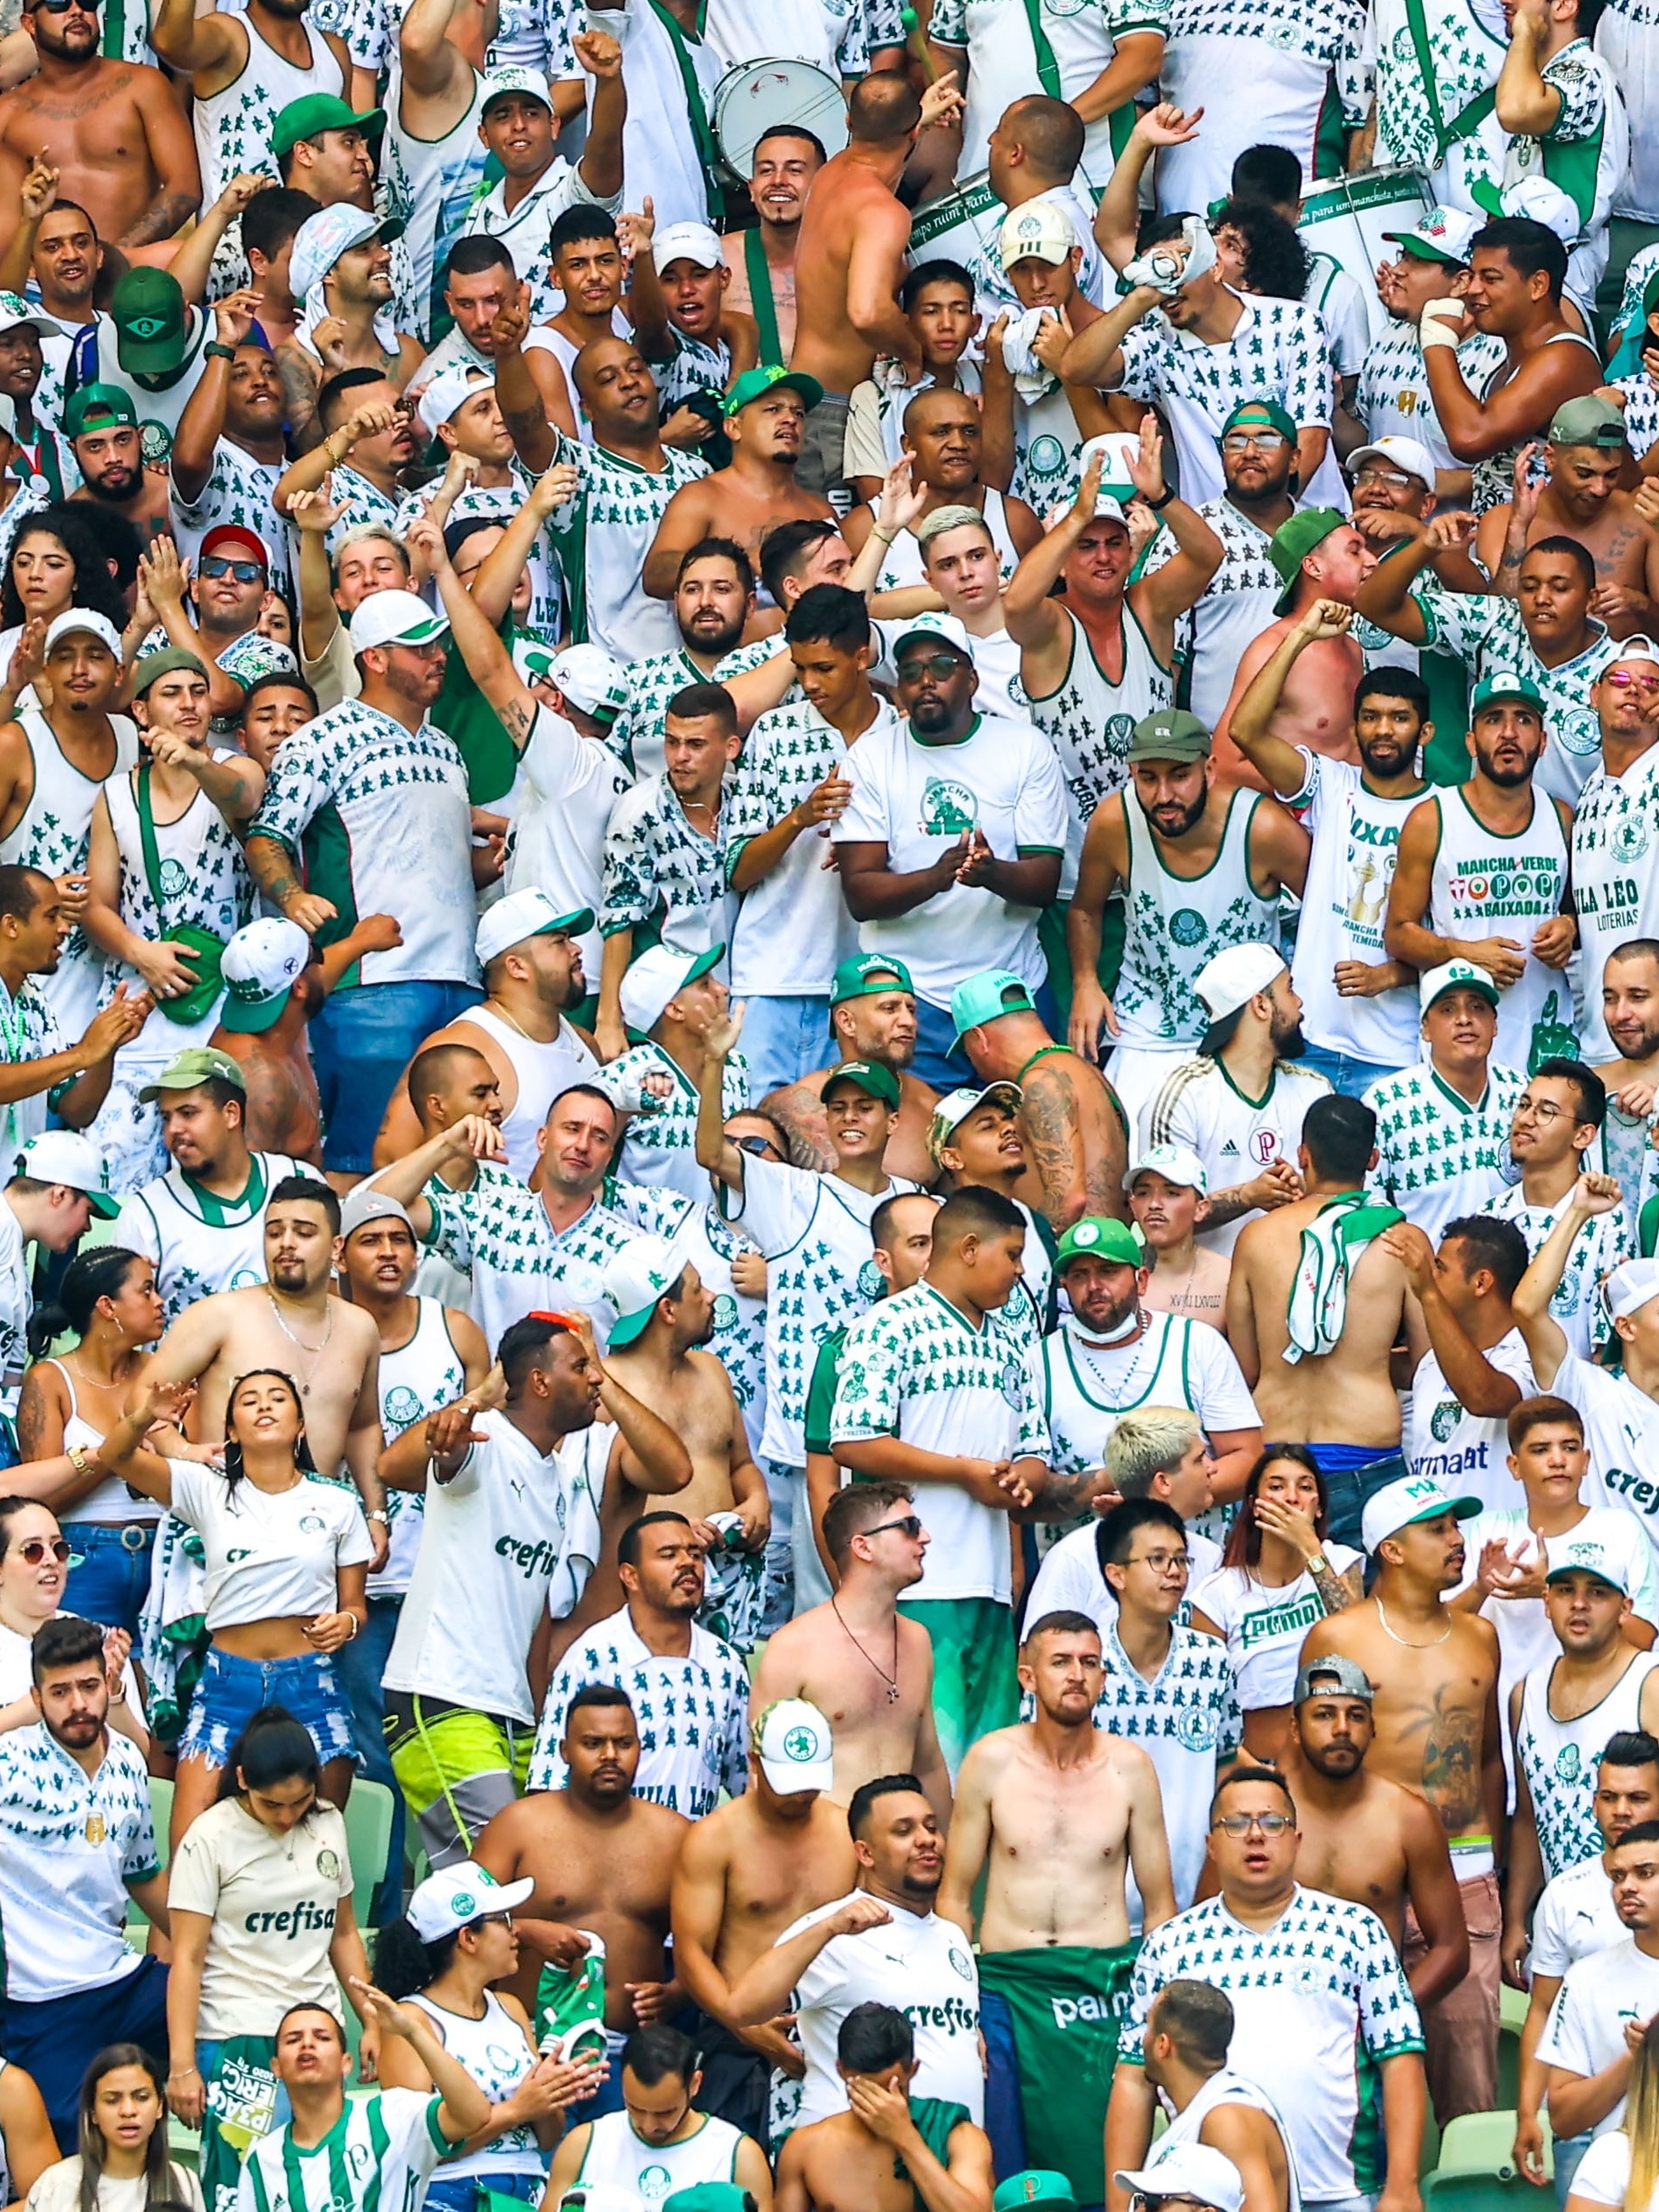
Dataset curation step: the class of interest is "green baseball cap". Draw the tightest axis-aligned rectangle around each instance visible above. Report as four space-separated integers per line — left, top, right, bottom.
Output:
1221 398 1297 446
131 647 208 697
1548 394 1629 451
822 1059 901 1109
1270 506 1347 614
663 2190 755 2212
994 2178 1078 2212
721 364 823 419
62 381 137 438
830 951 915 1005
138 1045 247 1102
1469 666 1545 714
1126 707 1211 765
110 267 189 377
272 92 387 159
1054 1216 1143 1269
950 968 1038 1044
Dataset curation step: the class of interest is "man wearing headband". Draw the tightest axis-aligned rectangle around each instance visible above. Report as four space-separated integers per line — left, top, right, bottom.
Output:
1574 652 1659 1063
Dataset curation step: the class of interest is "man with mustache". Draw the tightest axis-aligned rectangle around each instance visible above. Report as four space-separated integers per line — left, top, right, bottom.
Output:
644 367 837 601
721 127 822 364
1474 401 1659 638
1574 652 1659 1067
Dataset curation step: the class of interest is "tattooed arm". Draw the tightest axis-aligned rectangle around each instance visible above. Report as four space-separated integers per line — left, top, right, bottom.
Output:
1020 1057 1130 1227
246 834 338 937
122 67 202 245
757 1081 837 1171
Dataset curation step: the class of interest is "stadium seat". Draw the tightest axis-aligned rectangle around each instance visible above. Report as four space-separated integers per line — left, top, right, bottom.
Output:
344 1780 395 1918
1437 2108 1554 2184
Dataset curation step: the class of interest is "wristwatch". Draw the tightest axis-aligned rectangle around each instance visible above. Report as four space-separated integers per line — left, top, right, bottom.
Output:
366 1508 391 1525
204 341 237 362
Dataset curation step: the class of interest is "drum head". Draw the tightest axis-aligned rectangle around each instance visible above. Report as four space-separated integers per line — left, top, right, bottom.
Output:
712 57 850 181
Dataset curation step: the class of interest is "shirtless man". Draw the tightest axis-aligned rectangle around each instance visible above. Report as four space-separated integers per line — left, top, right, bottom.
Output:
752 1481 951 1821
1226 1093 1428 1553
789 71 963 498
1213 511 1375 784
1300 1476 1503 2122
939 1612 1176 2208
763 954 938 1182
1474 404 1659 640
0 0 199 250
723 127 822 365
671 1696 858 2136
1281 1654 1469 2000
643 368 834 596
475 1681 688 2098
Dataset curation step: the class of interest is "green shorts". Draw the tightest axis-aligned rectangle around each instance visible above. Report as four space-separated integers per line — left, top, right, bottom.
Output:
897 1594 1018 1779
384 1692 533 1862
978 1941 1140 2203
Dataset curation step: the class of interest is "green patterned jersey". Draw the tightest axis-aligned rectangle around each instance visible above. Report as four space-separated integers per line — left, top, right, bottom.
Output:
1363 1057 1528 1240
611 639 780 781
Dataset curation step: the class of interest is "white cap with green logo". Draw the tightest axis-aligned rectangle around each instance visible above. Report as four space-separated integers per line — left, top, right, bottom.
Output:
754 1697 835 1795
407 1861 535 1941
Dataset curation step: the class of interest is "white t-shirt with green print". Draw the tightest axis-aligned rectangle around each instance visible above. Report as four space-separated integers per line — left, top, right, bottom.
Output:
596 1043 750 1203
424 1164 655 1357
547 434 710 665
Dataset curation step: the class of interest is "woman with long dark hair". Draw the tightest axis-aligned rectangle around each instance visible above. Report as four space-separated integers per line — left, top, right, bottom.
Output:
1191 1444 1364 1763
11 1247 167 1637
98 1368 371 1847
0 1494 145 1748
22 2046 200 2212
166 1705 373 2210
0 507 133 646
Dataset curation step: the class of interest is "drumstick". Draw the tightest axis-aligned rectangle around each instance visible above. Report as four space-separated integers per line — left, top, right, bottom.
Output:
900 5 940 79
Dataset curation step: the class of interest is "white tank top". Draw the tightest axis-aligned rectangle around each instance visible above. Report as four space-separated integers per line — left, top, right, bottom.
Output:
453 1004 599 1182
44 1356 159 1526
874 489 1021 593
0 710 134 1038
1026 607 1175 894
372 1298 468 1599
576 2108 743 2203
1517 1648 1659 1881
1427 786 1572 1070
104 761 251 1057
192 18 345 203
1040 1312 1194 1476
120 1150 308 1327
404 1989 540 2179
1154 2069 1301 2212
1112 789 1277 1052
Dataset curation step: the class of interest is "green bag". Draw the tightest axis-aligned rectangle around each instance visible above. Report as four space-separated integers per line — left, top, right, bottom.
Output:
136 761 225 1025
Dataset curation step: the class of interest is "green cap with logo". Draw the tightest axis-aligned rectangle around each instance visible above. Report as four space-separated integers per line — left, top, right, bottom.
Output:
1054 1216 1144 1269
1126 707 1211 765
1548 394 1629 451
62 382 137 438
272 91 387 159
1270 506 1347 614
137 1045 247 1102
721 364 823 419
1221 398 1297 447
950 967 1038 1044
110 266 189 377
830 951 915 1006
822 1059 901 1109
994 2176 1078 2212
1469 666 1545 714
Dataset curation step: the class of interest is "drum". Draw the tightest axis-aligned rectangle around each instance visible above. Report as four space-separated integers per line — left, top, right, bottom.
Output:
1297 165 1433 345
711 59 849 184
909 170 1002 269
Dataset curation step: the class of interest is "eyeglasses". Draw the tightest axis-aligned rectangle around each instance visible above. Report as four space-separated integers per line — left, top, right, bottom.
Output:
1212 1811 1294 1836
1515 1097 1570 1121
862 1514 924 1539
1129 1549 1190 1572
471 1910 514 1928
1221 430 1288 453
199 555 264 584
896 654 962 682
13 1537 71 1565
1350 466 1416 491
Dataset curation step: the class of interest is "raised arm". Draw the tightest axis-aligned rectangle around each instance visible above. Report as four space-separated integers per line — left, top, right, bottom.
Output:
1380 1223 1524 1417
1513 1173 1621 1387
724 1896 893 2027
695 1002 746 1190
122 66 203 249
1228 602 1351 796
487 296 559 474
1057 281 1161 394
412 478 577 736
570 29 627 203
363 1115 508 1241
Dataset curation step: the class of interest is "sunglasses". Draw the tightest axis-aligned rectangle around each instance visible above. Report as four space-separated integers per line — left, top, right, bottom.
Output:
14 1536 70 1564
32 0 98 15
1605 669 1659 690
862 1514 923 1539
896 654 963 682
736 1135 778 1157
199 555 264 584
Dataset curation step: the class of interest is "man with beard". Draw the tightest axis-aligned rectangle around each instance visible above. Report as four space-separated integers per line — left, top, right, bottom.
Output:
65 387 170 541
644 368 837 598
1474 400 1659 638
149 0 349 204
844 387 1040 593
722 127 823 365
1226 611 1430 1098
1385 672 1576 1071
1282 1657 1469 1991
1595 942 1659 1228
135 529 298 736
0 0 199 249
1356 207 1498 505
1574 654 1659 1065
277 206 424 437
611 539 777 783
275 370 418 557
170 287 295 602
940 1613 1176 2203
1067 710 1308 1135
763 954 938 1183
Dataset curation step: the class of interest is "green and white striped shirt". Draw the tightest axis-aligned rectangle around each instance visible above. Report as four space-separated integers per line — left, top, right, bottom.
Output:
237 2089 451 2212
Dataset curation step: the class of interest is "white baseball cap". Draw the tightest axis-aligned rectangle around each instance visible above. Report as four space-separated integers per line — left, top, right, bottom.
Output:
1124 1142 1210 1196
8 1131 119 1217
1605 1256 1659 1325
1193 943 1286 1024
546 642 630 723
1361 1471 1482 1557
1544 1532 1631 1596
348 589 448 654
1114 2145 1245 2212
1348 436 1436 490
654 221 723 271
220 916 312 1034
890 610 975 666
998 199 1075 270
1381 204 1482 267
406 1861 535 1943
418 365 496 437
1418 957 1499 1015
481 64 553 112
475 886 595 970
618 943 724 1036
753 1697 836 1795
44 608 124 659
601 1234 686 1348
1606 636 1659 670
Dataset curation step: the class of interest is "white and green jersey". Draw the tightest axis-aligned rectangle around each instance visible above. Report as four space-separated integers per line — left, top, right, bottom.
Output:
574 2111 743 2204
1286 752 1423 1069
651 329 729 418
1554 1352 1659 1557
1144 1056 1335 1255
1121 1887 1424 2201
372 1298 469 1600
1356 322 1507 477
380 69 490 346
1190 1549 1366 1711
460 163 622 325
1518 1648 1659 1880
1491 1185 1636 1362
191 14 344 199
547 434 711 664
725 1154 921 1467
1112 788 1279 1053
705 0 868 71
1426 783 1574 1070
1496 40 1627 305
1097 1621 1242 1909
831 1279 1050 1606
0 1724 156 2002
1009 371 1091 517
1597 0 1659 221
393 465 561 637
1362 1056 1528 1242
1413 584 1618 803
1612 371 1659 469
237 2087 451 2212
1373 0 1505 206
250 698 479 991
171 438 294 605
611 639 779 784
112 1151 308 1326
0 973 69 1157
1115 293 1334 510
600 773 733 959
1573 744 1659 1061
597 1043 749 1203
1141 495 1274 736
727 696 884 998
1404 1328 1535 1509
321 465 402 559
1025 605 1174 894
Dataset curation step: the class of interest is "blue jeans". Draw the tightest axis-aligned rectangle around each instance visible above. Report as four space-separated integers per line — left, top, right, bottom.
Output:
311 979 481 1173
1307 1444 1407 1553
425 2172 545 2212
5 1955 170 2152
1300 1045 1410 1100
1554 2129 1592 2207
62 1522 155 1640
978 1987 1029 2180
331 1593 405 1924
737 994 831 1096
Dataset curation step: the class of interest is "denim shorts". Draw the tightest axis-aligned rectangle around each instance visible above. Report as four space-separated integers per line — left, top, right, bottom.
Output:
180 1645 355 1767
62 1522 155 1642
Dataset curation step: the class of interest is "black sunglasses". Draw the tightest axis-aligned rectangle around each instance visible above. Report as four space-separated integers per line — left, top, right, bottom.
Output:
862 1514 923 1539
